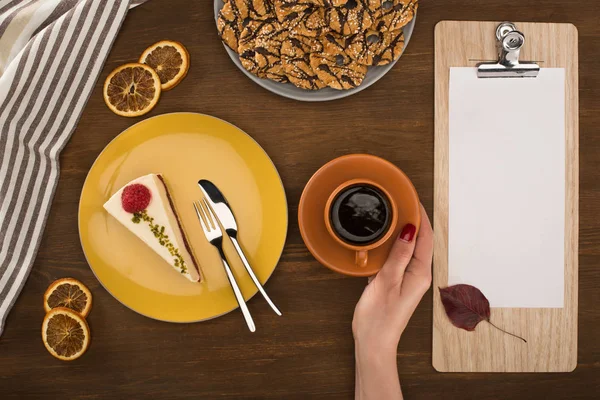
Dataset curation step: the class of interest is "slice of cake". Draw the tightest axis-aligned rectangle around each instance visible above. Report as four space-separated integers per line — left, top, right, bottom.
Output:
103 174 201 282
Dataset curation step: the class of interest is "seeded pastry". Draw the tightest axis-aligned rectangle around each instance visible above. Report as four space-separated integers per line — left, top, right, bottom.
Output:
325 0 373 36
217 1 248 51
238 18 288 52
373 0 417 32
317 31 355 57
274 0 311 22
280 35 326 89
281 35 319 58
281 6 329 37
306 0 348 7
239 46 289 82
218 0 413 90
283 53 326 90
238 19 289 82
360 0 386 19
309 50 367 89
347 29 404 65
244 0 276 20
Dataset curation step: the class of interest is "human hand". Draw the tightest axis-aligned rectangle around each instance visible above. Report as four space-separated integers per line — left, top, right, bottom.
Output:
353 204 433 400
353 203 433 352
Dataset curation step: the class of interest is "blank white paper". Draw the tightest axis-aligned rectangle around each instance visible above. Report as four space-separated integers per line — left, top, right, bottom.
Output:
448 67 565 308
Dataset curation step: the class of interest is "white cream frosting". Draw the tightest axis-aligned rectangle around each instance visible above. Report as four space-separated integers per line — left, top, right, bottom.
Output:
103 174 200 282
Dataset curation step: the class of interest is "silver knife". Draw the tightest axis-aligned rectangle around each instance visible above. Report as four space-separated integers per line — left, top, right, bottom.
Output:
198 179 282 316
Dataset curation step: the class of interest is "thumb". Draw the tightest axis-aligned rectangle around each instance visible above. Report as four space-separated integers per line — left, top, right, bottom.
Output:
378 223 417 286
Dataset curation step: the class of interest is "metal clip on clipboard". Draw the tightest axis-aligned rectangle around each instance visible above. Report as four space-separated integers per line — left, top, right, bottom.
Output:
477 22 540 78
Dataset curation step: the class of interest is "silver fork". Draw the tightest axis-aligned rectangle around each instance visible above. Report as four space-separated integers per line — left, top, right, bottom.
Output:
194 199 256 332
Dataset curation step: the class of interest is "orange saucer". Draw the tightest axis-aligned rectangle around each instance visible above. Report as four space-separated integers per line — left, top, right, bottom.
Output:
299 154 420 277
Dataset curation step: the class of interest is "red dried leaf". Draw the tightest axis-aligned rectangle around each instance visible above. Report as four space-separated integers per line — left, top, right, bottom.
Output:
439 284 527 342
439 284 490 331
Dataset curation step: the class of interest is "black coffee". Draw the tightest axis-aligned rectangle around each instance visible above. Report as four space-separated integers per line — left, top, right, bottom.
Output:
330 184 391 245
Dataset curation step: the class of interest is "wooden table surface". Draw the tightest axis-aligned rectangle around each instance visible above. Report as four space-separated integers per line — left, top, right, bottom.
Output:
1 1 599 398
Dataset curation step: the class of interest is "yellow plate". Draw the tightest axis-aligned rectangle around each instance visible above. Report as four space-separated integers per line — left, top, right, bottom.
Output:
79 113 287 322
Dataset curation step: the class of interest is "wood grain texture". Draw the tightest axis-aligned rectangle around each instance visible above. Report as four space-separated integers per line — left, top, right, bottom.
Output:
433 21 578 373
0 1 599 398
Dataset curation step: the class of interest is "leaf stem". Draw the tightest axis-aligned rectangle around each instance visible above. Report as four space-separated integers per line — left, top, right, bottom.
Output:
486 320 527 343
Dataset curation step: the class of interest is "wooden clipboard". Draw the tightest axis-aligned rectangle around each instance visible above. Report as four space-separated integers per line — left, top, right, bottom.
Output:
433 21 579 372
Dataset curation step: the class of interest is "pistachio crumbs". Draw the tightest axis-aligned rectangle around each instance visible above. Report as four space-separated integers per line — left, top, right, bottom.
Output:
132 210 188 274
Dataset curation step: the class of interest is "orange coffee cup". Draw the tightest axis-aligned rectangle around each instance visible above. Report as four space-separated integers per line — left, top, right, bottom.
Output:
324 179 398 268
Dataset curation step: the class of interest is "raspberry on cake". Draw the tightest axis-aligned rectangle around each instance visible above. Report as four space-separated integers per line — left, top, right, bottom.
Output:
103 174 202 282
121 184 152 213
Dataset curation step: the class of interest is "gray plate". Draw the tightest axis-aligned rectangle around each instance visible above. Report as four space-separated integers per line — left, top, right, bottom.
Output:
213 1 416 102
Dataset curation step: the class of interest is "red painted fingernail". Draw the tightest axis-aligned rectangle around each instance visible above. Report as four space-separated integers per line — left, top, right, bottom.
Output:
399 224 416 243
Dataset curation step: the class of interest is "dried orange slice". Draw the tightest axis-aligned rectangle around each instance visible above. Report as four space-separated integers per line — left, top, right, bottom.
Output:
43 278 92 317
139 40 190 91
103 63 161 117
42 307 90 361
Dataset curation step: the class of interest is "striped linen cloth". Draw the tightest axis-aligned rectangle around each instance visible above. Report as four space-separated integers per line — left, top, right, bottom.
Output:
0 0 146 335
